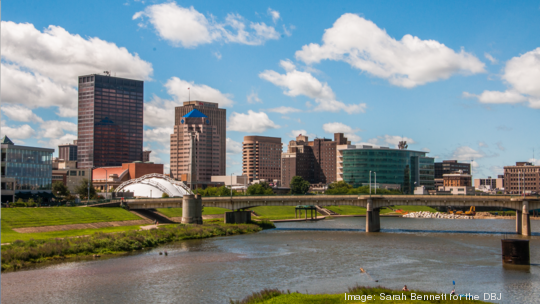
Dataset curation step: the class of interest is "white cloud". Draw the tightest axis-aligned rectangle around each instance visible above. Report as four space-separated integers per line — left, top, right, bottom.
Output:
39 121 77 138
0 124 36 140
295 14 485 88
1 104 44 123
422 148 431 153
484 53 498 64
288 129 315 139
464 47 540 109
267 106 301 114
227 110 279 133
490 165 504 175
1 21 152 115
268 8 280 24
165 77 234 107
380 135 415 148
144 95 179 128
143 127 173 148
529 158 540 166
496 142 505 151
451 146 484 162
226 138 242 154
259 61 366 114
134 2 279 48
478 142 488 148
322 122 361 142
41 134 78 150
247 91 262 104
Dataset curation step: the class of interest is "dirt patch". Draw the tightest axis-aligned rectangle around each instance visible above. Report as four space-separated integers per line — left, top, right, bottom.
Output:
13 219 153 233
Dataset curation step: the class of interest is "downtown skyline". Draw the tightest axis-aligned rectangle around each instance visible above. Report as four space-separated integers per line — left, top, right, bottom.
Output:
1 0 539 179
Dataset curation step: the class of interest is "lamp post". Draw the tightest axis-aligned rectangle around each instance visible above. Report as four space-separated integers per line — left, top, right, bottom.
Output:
87 166 96 205
230 172 233 201
374 172 377 194
103 168 109 198
369 170 372 196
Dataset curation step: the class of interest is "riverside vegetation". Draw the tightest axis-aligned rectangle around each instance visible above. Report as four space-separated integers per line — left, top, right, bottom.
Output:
1 221 275 272
231 285 487 304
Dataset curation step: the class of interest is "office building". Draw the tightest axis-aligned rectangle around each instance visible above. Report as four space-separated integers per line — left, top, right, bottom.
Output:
175 101 226 175
1 136 54 202
281 133 349 187
52 159 91 194
434 160 471 178
475 175 504 190
143 150 151 162
170 109 221 185
504 162 540 194
337 144 434 194
58 140 78 161
243 136 282 183
77 74 144 169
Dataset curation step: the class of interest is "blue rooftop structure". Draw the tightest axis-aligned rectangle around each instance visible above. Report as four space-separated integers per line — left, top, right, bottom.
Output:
183 109 208 118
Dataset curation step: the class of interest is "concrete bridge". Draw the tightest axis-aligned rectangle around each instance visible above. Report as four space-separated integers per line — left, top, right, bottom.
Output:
125 195 540 236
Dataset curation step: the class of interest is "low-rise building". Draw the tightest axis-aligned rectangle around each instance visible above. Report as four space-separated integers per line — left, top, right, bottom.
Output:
504 162 540 194
475 175 504 191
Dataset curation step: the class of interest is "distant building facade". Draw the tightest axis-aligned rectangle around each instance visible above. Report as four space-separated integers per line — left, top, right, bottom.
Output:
243 136 282 183
504 162 540 194
1 136 54 202
434 160 471 178
77 74 144 169
174 101 226 176
52 159 90 194
475 175 504 190
337 144 434 194
58 140 78 161
143 150 151 162
443 171 472 187
170 109 221 185
281 133 349 187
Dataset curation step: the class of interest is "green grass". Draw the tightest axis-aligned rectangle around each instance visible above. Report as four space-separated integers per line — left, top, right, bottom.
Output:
156 207 230 217
252 206 324 220
325 205 367 215
232 286 487 304
1 225 146 244
391 205 439 213
1 207 141 229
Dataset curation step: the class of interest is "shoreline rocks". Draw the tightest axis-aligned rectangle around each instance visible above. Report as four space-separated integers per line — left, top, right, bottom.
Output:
402 211 473 219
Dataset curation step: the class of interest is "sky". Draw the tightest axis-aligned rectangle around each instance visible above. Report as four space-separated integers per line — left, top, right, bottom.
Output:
2 0 539 179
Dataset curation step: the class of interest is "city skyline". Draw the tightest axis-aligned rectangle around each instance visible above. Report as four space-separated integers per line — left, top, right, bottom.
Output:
1 1 539 179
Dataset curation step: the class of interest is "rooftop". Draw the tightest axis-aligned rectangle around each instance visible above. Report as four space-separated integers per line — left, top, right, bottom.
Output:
183 109 208 118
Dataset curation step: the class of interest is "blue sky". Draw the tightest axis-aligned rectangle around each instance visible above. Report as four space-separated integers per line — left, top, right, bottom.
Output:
2 0 539 179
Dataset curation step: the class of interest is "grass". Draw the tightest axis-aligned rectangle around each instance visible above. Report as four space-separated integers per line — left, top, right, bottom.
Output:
252 206 324 220
2 222 265 272
391 205 439 213
1 207 141 229
156 207 231 217
231 285 487 304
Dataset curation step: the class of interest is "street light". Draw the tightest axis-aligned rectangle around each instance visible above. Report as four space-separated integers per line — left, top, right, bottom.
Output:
374 172 377 195
87 166 96 205
230 172 234 201
369 170 372 196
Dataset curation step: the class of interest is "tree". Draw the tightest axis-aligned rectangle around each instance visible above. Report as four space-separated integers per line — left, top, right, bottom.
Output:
326 181 353 194
75 179 97 200
290 176 310 194
52 181 70 197
162 193 170 198
247 182 274 195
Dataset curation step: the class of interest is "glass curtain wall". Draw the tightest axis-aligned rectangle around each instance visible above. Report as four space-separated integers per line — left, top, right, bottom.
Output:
4 148 53 190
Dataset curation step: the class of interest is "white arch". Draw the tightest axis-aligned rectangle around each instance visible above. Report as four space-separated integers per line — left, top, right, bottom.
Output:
115 173 192 198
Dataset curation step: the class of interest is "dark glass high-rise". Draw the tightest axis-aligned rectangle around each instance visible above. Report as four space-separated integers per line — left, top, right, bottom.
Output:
77 74 144 169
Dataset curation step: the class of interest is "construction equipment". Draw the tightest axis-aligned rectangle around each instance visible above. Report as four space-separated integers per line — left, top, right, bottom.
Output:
464 206 476 216
448 206 475 216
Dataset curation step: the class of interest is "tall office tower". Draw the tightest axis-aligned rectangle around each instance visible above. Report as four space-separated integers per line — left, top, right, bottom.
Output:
58 140 78 161
242 136 282 183
77 74 144 169
170 109 221 184
175 101 226 175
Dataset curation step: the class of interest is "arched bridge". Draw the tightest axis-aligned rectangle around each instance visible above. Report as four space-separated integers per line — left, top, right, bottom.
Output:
125 195 540 236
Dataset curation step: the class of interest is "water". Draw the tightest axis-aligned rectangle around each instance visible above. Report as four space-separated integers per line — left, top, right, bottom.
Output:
2 217 540 304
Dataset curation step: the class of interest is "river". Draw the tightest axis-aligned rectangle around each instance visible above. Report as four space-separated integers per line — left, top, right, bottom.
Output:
2 217 540 304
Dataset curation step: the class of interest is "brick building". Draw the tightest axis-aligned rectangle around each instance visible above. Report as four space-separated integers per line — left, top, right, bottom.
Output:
243 136 282 183
504 162 540 194
442 171 472 187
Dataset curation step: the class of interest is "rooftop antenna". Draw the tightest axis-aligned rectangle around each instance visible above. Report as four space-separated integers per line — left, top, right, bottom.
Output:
188 87 190 102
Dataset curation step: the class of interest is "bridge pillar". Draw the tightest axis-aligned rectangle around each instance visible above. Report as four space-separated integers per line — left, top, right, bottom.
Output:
522 201 531 236
516 209 522 235
182 194 202 224
366 199 380 232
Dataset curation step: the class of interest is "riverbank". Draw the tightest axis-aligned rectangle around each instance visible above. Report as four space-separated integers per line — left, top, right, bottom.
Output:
1 221 273 272
232 286 487 303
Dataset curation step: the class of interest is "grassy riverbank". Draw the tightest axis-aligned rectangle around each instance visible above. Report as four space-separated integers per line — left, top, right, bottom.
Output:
156 207 230 217
1 221 272 272
232 286 487 303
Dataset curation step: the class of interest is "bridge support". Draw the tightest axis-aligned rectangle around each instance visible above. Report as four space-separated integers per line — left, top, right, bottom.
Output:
224 211 251 224
522 201 531 236
182 194 202 224
366 199 380 232
516 209 522 235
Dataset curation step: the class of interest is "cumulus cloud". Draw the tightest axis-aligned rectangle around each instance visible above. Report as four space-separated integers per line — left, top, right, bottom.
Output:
40 134 78 150
288 129 315 139
1 104 44 123
1 21 153 115
247 91 262 104
259 60 367 114
39 121 77 139
451 146 484 162
226 138 242 154
529 158 540 166
322 122 361 142
295 14 485 88
0 124 36 140
227 110 279 133
464 47 540 109
165 77 234 107
144 96 179 129
478 141 488 148
143 127 173 147
381 135 415 148
134 2 279 48
267 106 301 114
268 8 280 24
484 53 498 64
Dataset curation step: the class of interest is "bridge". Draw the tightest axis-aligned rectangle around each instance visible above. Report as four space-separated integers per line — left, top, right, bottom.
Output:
125 195 540 236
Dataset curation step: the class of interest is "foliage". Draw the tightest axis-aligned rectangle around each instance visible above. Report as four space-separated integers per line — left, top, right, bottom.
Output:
247 182 274 195
230 289 288 304
11 198 28 208
74 179 98 200
162 193 170 198
52 181 70 197
326 182 402 195
289 176 310 194
195 186 240 197
1 223 262 271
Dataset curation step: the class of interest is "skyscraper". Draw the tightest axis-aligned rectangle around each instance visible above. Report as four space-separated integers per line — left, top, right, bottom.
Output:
175 101 226 175
170 109 221 184
77 74 144 169
242 136 282 183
